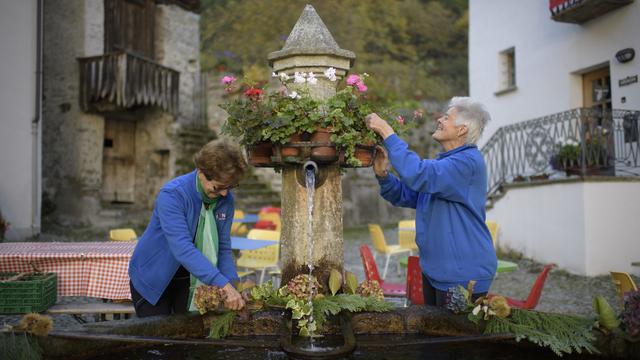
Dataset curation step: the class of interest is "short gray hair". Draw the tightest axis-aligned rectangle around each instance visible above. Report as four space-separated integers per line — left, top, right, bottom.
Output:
448 97 491 145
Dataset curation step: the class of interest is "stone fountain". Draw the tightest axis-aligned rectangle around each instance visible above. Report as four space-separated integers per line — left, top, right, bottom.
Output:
23 5 639 360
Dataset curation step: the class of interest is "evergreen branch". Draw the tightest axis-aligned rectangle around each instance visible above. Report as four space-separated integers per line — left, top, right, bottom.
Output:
484 310 598 357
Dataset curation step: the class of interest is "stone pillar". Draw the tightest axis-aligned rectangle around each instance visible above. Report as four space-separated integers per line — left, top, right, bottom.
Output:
268 5 355 286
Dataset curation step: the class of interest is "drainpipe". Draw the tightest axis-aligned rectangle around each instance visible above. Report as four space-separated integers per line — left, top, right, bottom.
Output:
31 0 43 236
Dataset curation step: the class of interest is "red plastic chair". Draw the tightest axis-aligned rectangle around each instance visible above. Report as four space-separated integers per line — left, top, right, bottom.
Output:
489 263 555 309
259 207 281 216
359 244 406 298
253 219 276 231
406 256 424 305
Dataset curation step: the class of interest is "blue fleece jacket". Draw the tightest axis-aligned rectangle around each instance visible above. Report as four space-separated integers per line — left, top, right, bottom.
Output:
378 134 497 293
128 170 239 305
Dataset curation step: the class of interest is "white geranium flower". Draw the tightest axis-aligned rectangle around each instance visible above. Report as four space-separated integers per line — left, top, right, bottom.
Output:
324 67 337 81
294 72 306 84
279 72 290 81
307 72 318 85
289 91 301 99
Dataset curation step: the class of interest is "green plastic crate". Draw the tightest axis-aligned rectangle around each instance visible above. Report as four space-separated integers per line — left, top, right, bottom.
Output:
0 272 57 314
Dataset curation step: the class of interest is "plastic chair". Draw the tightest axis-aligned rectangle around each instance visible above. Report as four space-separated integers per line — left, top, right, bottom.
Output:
236 229 280 284
489 264 555 309
259 207 281 216
253 220 277 231
398 220 417 252
406 256 424 305
486 221 498 249
259 212 281 232
367 224 413 279
610 271 638 304
359 244 406 299
109 228 137 241
231 209 249 236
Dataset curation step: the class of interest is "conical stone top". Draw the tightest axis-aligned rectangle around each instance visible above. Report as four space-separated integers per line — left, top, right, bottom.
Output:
268 4 355 64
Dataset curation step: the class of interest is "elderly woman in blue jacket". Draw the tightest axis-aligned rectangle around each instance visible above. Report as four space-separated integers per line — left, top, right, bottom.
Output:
365 97 497 306
129 139 248 317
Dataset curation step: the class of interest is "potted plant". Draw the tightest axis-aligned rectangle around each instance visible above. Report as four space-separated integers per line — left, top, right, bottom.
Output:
550 130 613 176
219 69 413 167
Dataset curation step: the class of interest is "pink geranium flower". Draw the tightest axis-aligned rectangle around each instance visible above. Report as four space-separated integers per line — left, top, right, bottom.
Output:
346 74 361 86
356 82 368 93
396 116 405 125
220 75 237 85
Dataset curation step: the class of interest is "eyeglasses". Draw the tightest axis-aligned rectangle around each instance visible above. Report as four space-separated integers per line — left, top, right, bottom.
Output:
212 183 240 193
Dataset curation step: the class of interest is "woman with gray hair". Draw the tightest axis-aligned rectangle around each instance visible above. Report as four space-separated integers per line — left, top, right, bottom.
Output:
364 97 497 307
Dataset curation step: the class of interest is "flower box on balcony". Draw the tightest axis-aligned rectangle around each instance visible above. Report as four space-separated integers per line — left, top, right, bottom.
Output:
549 0 634 24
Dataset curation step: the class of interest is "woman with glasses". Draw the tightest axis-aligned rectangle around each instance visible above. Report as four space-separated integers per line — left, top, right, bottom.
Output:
129 139 248 317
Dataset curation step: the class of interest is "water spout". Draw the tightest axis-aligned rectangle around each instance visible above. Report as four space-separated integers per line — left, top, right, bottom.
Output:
303 161 319 181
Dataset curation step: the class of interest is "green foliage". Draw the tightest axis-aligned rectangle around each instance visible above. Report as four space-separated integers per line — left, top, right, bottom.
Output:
311 294 393 331
328 269 342 296
483 309 599 357
593 296 620 332
201 0 468 102
207 311 237 339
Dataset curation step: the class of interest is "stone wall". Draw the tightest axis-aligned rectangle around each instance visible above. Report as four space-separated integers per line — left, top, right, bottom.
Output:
42 0 105 226
155 4 201 126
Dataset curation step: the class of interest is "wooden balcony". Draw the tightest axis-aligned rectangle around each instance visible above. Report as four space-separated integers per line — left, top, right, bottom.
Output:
549 0 634 24
78 51 179 115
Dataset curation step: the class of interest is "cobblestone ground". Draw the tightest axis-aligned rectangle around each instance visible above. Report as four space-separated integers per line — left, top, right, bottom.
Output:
1 226 637 331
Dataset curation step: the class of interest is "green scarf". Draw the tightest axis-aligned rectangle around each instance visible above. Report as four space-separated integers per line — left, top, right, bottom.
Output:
188 174 219 312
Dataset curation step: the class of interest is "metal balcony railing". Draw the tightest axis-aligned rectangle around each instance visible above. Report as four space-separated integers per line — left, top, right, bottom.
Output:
481 108 640 197
78 51 179 115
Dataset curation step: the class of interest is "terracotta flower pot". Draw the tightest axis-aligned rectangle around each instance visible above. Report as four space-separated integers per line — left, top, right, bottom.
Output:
310 127 337 163
354 143 376 167
281 133 303 158
247 141 273 167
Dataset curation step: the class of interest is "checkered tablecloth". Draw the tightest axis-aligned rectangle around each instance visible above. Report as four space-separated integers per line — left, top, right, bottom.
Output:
0 242 135 300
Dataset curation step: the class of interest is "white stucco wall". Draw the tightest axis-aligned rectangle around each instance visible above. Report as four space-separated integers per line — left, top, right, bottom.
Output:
0 0 40 240
470 0 640 147
487 179 640 275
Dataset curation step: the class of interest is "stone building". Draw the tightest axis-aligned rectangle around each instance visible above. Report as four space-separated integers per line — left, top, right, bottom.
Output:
42 0 211 227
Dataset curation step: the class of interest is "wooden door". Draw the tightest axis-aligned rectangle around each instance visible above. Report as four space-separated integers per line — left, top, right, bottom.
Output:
583 67 611 112
103 119 136 203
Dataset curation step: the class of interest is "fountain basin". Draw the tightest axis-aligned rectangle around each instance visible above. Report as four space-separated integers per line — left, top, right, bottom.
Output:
29 306 639 359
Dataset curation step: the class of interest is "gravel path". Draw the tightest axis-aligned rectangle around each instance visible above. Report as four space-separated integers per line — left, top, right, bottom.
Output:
1 226 637 331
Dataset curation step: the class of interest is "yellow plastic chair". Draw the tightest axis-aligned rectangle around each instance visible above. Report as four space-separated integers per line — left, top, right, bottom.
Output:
398 220 417 253
231 209 249 236
236 229 280 284
610 271 638 304
258 212 282 232
109 228 137 241
486 221 499 249
367 224 412 279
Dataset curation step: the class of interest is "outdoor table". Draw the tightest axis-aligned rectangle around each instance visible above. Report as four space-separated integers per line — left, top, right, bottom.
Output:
398 257 518 273
0 239 278 300
233 214 259 224
0 242 135 300
230 237 277 250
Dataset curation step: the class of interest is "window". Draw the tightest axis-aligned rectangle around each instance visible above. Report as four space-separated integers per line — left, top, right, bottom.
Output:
495 47 516 96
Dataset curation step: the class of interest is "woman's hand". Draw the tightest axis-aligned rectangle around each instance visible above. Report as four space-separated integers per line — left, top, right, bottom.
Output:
365 113 395 139
373 145 390 178
222 283 245 311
